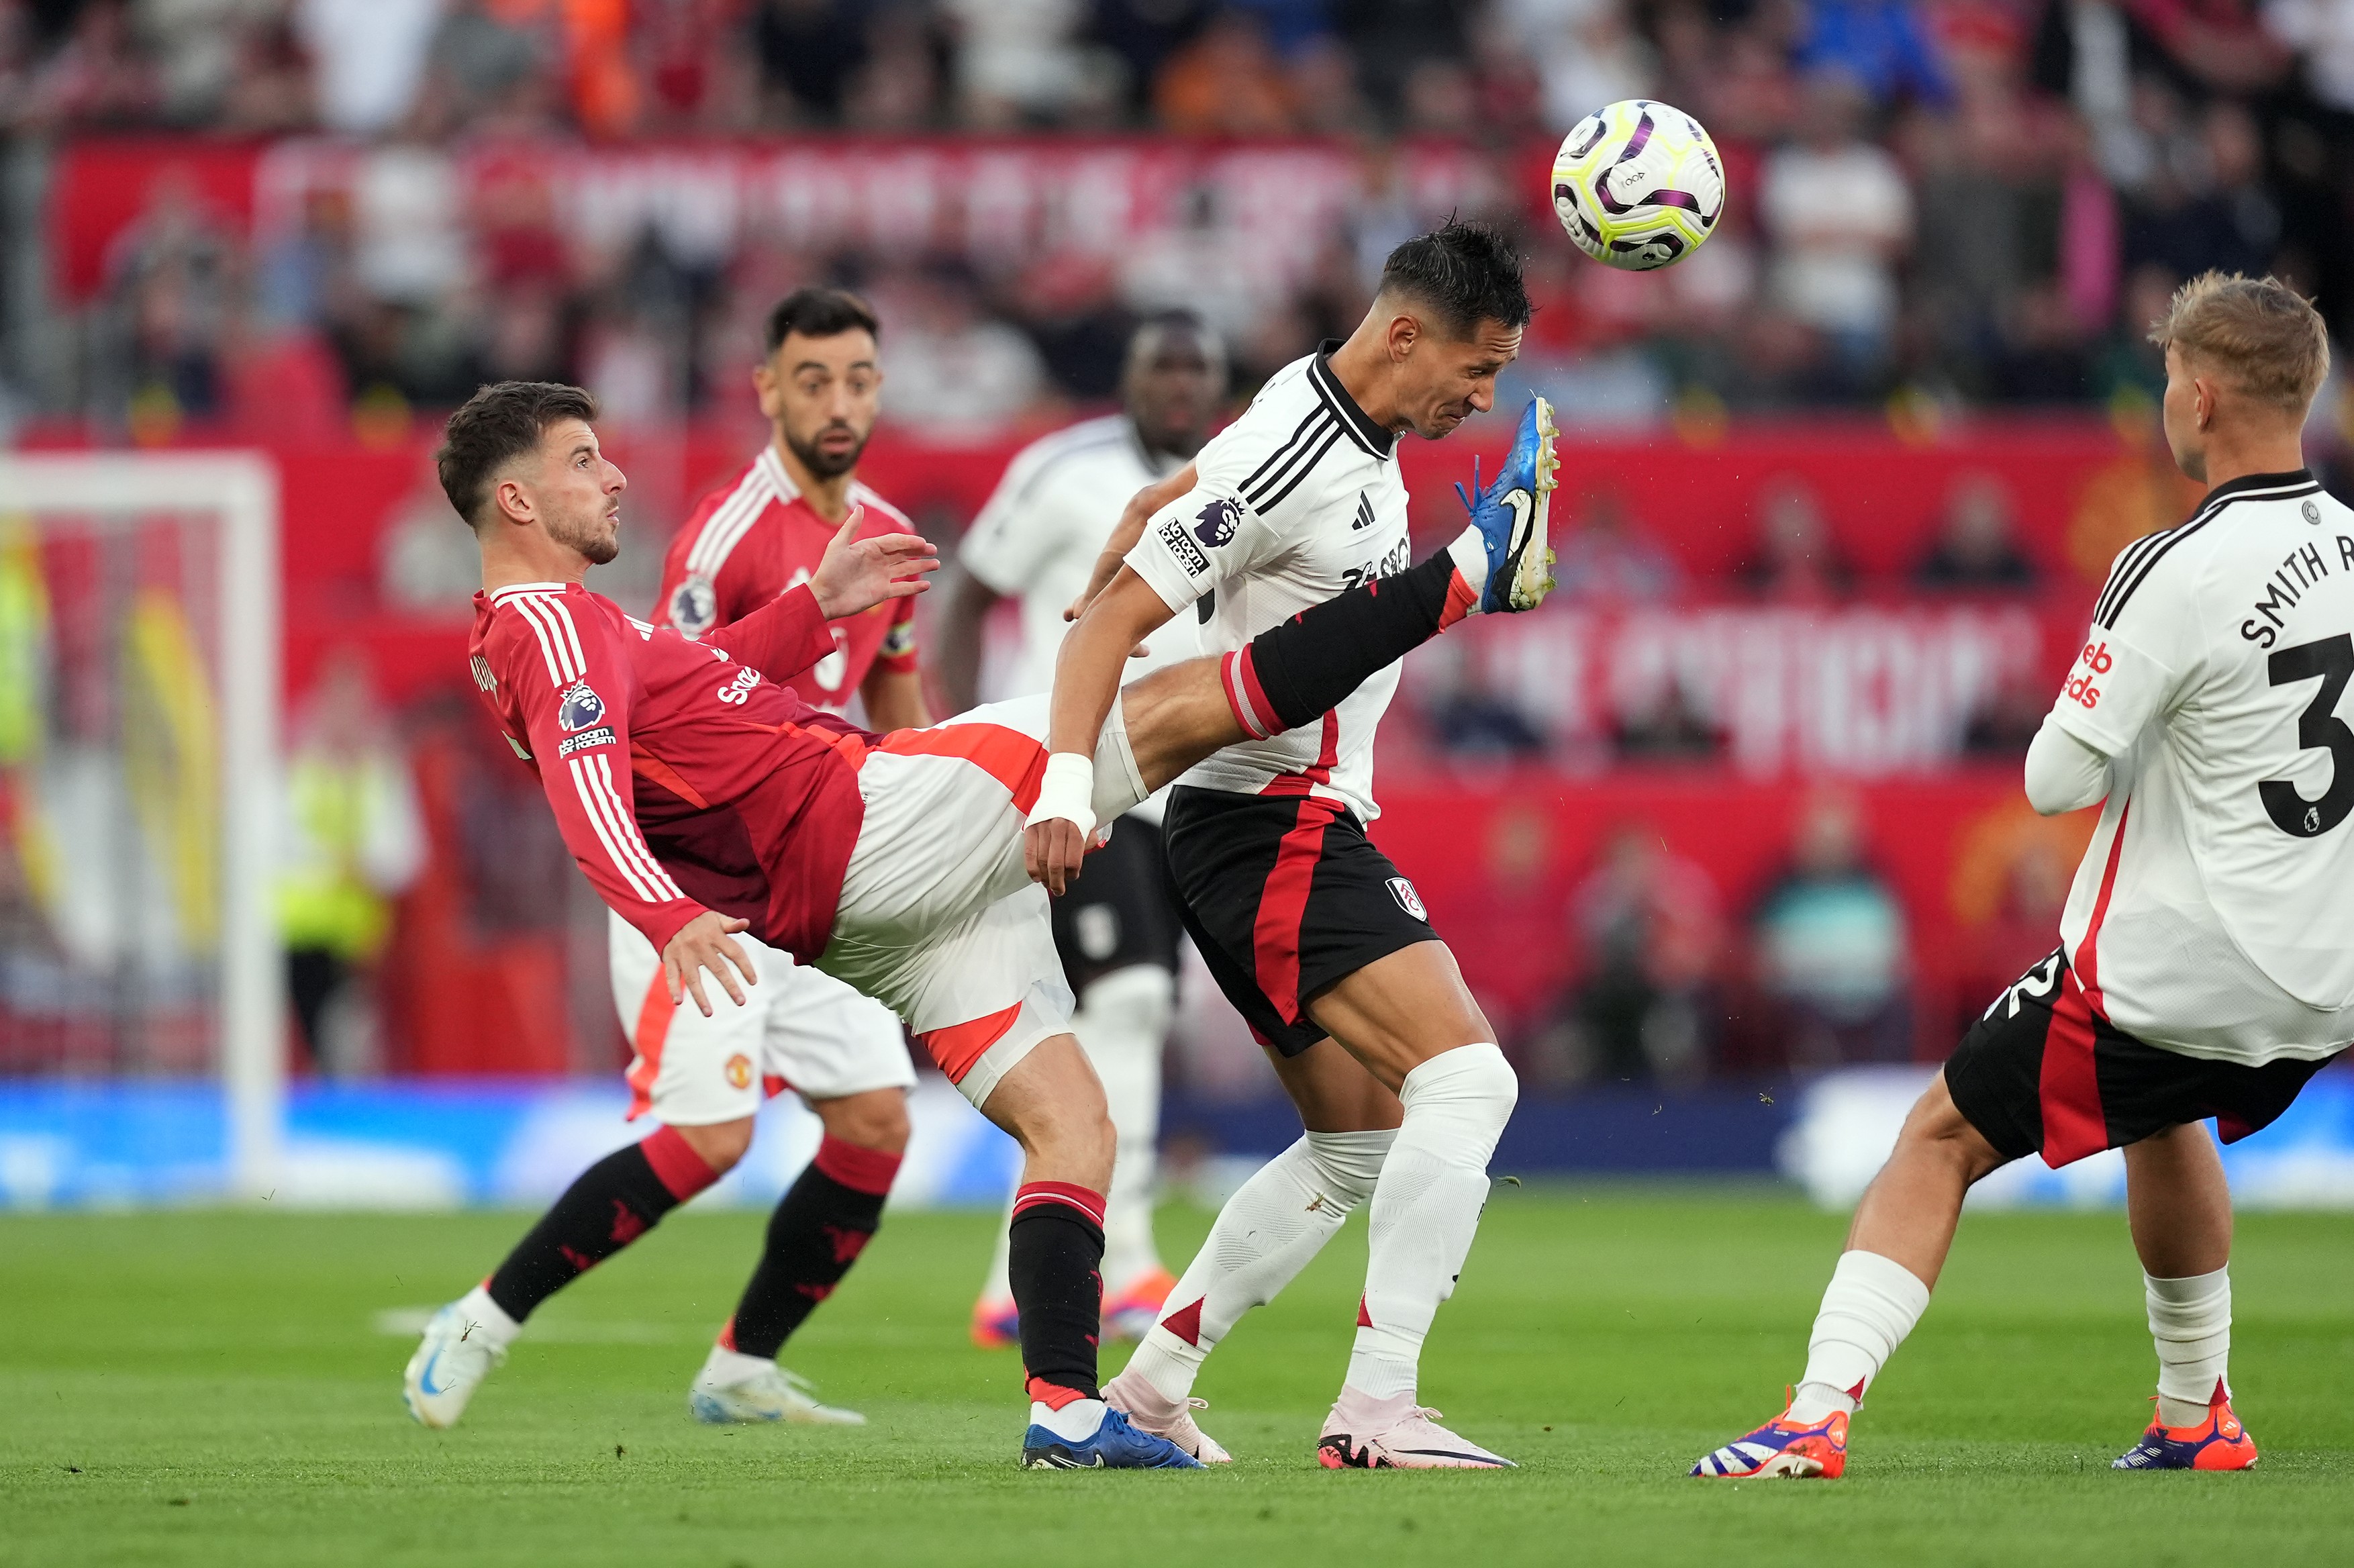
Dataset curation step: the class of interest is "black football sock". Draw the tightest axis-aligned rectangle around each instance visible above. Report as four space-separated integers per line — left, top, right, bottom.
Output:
1228 548 1468 738
484 1125 717 1322
1010 1182 1108 1406
720 1136 900 1360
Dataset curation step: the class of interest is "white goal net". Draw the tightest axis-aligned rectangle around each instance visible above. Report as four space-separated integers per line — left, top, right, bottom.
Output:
0 452 283 1196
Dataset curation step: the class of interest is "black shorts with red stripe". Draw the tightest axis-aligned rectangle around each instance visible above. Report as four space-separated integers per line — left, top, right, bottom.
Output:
1944 948 2339 1168
1161 785 1437 1057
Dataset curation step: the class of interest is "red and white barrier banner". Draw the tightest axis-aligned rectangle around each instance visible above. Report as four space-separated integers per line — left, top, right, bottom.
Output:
54 135 1509 302
1414 599 2069 776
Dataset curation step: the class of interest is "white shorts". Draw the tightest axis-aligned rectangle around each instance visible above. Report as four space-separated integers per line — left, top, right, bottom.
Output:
818 694 1149 1108
609 913 916 1126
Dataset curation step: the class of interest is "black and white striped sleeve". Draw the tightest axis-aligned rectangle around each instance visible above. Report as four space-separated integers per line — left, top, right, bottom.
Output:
1124 395 1343 611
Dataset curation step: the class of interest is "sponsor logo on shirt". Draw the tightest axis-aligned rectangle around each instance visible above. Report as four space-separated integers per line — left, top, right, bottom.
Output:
2063 640 2112 709
716 667 763 705
558 681 607 731
1387 876 1428 920
1193 496 1243 548
558 726 616 756
1159 516 1211 578
669 574 718 640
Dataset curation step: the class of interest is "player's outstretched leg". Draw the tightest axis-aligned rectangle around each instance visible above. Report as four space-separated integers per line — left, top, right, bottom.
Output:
2112 1122 2255 1471
1113 393 1558 801
691 1098 905 1426
1692 1076 1994 1479
404 1124 724 1428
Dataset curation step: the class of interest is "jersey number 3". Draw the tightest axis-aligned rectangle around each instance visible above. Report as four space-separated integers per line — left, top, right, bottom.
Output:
2262 633 2354 838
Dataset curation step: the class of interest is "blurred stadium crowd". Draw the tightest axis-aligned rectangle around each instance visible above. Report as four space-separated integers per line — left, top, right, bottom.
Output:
2 0 2353 436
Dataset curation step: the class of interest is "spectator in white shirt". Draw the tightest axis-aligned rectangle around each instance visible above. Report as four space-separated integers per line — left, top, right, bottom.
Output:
1759 70 1913 375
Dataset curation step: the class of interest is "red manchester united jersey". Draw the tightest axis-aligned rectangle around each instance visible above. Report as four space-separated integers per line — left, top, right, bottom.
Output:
469 579 876 962
655 444 920 712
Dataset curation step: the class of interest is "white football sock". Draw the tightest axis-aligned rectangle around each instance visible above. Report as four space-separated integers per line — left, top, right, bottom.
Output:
1789 1251 1931 1422
456 1283 520 1350
1445 528 1491 608
697 1344 775 1385
1030 1396 1108 1442
1076 965 1173 1291
2147 1267 2231 1428
1120 1128 1394 1404
1344 1043 1517 1402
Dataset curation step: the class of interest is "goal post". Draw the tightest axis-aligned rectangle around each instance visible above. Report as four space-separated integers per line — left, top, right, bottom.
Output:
0 450 283 1198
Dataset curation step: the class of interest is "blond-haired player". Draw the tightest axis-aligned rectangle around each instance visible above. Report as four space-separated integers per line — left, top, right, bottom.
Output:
1696 273 2352 1479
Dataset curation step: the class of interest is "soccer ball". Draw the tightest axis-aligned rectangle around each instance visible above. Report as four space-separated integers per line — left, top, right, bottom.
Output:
1550 99 1725 271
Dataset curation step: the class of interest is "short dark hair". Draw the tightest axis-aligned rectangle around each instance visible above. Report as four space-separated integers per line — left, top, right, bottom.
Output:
764 286 881 356
436 380 597 528
1378 219 1530 336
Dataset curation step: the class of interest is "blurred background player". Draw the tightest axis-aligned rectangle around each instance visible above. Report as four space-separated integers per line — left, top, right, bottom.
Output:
936 310 1226 1348
1694 275 2353 1482
606 287 930 1426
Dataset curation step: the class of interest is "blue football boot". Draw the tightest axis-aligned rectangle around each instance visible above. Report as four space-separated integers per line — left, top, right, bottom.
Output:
1020 1404 1204 1470
1453 395 1559 614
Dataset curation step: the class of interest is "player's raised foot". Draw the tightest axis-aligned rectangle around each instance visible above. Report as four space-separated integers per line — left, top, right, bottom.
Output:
1317 1389 1514 1469
1020 1398 1204 1470
1455 395 1559 614
1102 1366 1234 1464
971 1295 1020 1350
688 1355 865 1426
1690 1400 1849 1479
1104 1267 1179 1343
401 1299 509 1430
2112 1393 2258 1471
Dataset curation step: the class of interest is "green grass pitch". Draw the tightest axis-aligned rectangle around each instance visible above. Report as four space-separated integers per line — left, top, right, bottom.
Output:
5 1186 2352 1567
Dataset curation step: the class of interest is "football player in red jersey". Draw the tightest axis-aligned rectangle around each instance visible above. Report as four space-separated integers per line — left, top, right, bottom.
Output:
585 290 938 1425
402 379 1551 1467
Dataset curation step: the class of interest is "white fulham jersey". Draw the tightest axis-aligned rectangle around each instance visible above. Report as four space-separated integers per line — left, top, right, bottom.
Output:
1123 344 1410 821
961 412 1194 700
2050 469 2354 1065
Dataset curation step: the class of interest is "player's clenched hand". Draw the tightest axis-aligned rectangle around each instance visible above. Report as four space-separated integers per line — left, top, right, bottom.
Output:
810 505 939 620
1024 818 1091 897
663 912 756 1018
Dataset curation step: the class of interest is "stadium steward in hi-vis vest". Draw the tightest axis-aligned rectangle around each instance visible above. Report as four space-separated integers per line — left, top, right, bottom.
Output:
1696 273 2351 1485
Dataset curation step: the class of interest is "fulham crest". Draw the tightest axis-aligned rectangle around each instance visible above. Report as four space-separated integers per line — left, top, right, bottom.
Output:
1387 877 1428 921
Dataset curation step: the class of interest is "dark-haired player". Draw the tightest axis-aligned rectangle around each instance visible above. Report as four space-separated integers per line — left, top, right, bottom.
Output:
1036 220 1558 1469
400 375 1553 1467
1694 273 2354 1481
599 288 927 1426
938 311 1226 1350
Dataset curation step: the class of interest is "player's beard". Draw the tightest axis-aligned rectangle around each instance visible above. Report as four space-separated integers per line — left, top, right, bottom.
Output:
551 505 622 565
786 420 869 481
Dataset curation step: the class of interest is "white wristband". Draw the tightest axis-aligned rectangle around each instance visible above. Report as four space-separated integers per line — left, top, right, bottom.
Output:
1026 751 1097 839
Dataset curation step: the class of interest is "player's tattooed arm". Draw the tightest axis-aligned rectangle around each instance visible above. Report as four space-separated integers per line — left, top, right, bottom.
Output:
1067 464 1196 624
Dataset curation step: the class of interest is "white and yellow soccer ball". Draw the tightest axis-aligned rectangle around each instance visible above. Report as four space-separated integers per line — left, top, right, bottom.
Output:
1550 99 1726 271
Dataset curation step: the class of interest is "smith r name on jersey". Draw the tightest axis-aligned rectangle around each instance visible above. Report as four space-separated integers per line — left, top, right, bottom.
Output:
1123 342 1409 822
2049 469 2354 1065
